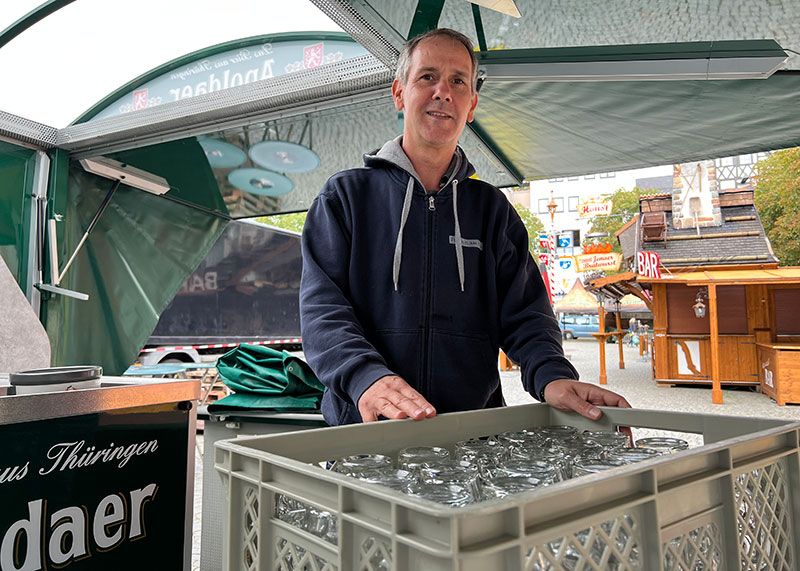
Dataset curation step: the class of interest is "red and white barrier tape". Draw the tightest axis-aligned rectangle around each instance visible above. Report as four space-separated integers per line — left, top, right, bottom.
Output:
140 338 302 353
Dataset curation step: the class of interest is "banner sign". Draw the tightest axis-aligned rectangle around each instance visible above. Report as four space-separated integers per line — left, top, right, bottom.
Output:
0 407 189 570
559 257 574 270
90 39 368 121
557 233 574 249
538 233 550 251
538 253 552 265
578 199 612 218
575 252 622 272
637 251 662 279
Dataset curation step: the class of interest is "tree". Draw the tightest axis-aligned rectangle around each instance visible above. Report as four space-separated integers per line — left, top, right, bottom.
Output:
512 203 545 254
588 186 647 253
754 148 800 266
257 212 307 234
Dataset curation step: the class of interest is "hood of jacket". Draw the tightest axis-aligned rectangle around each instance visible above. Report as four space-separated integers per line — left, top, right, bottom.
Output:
363 135 476 193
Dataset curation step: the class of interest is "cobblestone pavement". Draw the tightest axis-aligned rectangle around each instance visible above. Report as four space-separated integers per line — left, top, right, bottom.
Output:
191 339 800 569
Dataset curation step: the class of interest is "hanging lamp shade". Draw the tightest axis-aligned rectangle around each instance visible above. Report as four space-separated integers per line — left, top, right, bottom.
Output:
249 140 320 173
227 168 294 196
199 138 247 169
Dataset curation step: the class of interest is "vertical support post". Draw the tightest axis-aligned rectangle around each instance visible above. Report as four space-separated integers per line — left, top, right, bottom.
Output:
598 304 607 385
615 310 625 370
709 284 723 404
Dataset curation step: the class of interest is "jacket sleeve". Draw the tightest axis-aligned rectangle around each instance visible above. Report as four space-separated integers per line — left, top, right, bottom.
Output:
497 209 579 401
299 184 396 408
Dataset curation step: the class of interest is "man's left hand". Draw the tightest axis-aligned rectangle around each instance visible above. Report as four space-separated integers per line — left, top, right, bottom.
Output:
543 379 631 421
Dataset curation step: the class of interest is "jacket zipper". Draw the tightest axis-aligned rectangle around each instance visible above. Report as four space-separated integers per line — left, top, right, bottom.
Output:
422 193 435 398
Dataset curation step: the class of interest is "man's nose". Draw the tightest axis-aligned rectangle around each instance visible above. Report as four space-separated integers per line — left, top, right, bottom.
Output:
432 79 452 102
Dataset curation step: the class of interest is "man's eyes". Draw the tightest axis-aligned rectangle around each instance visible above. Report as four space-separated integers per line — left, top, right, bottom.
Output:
419 74 467 85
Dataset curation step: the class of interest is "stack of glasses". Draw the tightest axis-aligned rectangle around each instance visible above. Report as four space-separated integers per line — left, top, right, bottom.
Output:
327 427 689 507
274 427 690 542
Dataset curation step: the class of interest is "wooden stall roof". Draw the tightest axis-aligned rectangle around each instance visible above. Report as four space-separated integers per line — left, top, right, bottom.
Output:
586 272 653 311
638 267 800 286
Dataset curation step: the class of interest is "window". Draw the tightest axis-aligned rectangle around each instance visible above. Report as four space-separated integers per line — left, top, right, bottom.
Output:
548 177 564 183
538 198 550 214
563 316 576 325
578 316 591 325
775 288 800 338
568 196 579 212
555 197 564 212
567 176 579 181
584 174 595 180
719 156 734 166
739 154 752 165
599 172 616 178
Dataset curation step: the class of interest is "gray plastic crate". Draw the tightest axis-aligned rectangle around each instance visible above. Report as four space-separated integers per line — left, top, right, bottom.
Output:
215 404 800 570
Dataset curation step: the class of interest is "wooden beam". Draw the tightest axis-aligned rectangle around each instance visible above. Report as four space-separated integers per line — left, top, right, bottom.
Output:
598 304 607 385
709 284 723 404
621 282 653 310
615 311 625 370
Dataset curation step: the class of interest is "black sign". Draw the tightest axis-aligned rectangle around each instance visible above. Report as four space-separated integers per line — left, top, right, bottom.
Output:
0 405 189 570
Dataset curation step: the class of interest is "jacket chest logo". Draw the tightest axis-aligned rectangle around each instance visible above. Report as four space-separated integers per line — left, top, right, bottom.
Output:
449 236 483 251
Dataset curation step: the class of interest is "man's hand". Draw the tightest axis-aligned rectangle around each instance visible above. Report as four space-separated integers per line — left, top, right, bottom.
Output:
357 375 437 422
543 379 631 421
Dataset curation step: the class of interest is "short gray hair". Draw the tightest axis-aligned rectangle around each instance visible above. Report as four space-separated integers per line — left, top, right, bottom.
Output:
395 28 479 92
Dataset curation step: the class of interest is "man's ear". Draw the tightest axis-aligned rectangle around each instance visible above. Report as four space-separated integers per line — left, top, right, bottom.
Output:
391 79 405 111
466 92 478 123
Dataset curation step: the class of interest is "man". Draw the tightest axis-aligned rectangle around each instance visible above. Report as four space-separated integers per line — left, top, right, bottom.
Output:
300 28 630 426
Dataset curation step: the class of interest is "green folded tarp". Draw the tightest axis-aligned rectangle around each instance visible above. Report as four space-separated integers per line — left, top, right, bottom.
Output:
209 344 324 412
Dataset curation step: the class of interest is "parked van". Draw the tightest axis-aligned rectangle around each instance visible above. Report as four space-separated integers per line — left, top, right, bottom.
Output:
559 314 599 339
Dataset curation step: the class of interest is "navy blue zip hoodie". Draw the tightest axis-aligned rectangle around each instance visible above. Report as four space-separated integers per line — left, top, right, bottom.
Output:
300 136 578 426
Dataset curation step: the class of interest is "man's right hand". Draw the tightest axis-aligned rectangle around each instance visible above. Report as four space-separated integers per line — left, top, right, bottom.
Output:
357 375 436 422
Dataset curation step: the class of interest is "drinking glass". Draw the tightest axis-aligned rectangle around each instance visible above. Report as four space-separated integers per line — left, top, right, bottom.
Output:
397 446 450 471
330 453 393 475
481 476 543 500
635 437 689 454
583 430 630 450
355 467 417 492
607 447 661 465
572 458 625 477
407 481 473 507
420 461 481 501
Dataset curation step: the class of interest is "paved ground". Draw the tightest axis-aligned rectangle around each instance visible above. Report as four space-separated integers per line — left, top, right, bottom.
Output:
190 339 800 569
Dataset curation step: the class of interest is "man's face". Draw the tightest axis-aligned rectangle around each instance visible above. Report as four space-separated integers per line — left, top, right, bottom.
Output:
392 36 479 152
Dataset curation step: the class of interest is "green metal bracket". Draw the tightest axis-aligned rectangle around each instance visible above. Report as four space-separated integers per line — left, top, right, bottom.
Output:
467 120 523 185
407 0 446 39
471 4 488 53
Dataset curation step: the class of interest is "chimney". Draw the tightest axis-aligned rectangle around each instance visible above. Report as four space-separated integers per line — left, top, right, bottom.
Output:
671 161 722 230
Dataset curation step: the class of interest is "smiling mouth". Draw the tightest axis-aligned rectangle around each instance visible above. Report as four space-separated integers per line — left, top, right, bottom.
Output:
426 111 452 119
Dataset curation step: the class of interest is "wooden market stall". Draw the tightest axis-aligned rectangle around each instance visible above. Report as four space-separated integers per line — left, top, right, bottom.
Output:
638 268 800 405
585 272 653 385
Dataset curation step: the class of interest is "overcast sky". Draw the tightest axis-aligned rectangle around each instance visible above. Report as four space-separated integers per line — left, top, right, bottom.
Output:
0 0 343 127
